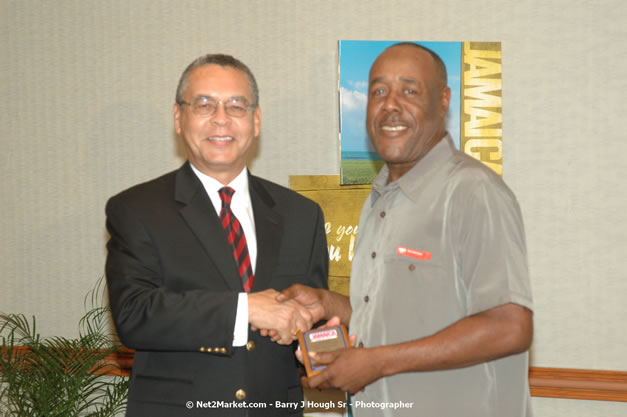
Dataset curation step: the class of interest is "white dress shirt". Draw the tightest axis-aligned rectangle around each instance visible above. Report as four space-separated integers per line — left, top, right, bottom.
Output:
190 164 256 346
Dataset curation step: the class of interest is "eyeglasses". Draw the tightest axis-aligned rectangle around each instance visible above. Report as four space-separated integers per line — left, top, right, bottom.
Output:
178 96 256 118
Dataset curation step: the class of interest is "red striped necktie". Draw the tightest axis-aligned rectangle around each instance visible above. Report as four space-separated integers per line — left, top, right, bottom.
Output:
218 187 254 292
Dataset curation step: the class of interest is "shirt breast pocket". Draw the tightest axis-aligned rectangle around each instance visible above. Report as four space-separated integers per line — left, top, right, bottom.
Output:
381 255 463 337
383 253 442 285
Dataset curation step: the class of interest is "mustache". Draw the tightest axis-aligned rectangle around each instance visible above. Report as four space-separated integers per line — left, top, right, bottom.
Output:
378 114 407 125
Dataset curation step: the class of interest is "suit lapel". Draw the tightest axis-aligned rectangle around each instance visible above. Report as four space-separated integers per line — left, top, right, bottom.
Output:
174 163 243 292
249 175 282 292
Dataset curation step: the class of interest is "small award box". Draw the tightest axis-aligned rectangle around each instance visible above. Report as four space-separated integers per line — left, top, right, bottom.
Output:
298 325 350 377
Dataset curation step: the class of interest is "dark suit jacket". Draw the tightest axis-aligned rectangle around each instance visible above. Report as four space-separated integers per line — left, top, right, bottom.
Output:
105 163 328 416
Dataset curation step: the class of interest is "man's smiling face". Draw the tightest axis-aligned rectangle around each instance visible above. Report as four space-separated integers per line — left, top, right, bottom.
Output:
174 64 260 184
366 45 450 182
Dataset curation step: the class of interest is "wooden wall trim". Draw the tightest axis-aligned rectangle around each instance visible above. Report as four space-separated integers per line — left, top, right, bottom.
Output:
106 351 627 402
529 367 627 402
5 347 627 402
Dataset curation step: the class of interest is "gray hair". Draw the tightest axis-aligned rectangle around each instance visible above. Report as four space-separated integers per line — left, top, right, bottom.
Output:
175 54 259 106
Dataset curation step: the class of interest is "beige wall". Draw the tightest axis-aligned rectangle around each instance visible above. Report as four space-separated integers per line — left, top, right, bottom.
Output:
2 1 626 415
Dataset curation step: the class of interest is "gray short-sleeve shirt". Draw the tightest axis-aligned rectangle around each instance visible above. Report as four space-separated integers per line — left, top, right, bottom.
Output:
349 134 533 417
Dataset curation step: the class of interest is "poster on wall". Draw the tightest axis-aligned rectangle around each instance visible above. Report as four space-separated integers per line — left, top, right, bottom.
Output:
339 40 503 184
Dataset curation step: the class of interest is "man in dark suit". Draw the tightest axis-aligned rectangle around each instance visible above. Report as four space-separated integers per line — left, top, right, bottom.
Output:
105 54 328 416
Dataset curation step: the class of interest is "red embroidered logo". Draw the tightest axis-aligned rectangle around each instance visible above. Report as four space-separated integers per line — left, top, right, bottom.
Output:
397 246 432 260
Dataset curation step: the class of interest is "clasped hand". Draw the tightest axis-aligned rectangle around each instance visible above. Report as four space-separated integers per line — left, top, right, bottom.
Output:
250 285 381 394
248 289 314 345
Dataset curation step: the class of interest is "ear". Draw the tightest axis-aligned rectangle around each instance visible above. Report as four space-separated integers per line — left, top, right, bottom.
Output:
439 86 451 117
173 102 182 135
253 105 261 138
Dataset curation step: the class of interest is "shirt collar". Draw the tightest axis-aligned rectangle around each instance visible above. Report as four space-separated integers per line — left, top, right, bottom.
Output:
371 133 455 203
189 164 251 211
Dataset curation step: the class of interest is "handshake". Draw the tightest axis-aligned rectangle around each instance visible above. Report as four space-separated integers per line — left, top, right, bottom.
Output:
247 284 333 345
248 284 364 393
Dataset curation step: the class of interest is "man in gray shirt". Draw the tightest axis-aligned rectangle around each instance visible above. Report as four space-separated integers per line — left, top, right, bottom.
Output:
279 42 533 416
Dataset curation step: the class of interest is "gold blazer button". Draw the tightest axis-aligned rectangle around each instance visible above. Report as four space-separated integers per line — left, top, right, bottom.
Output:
235 389 246 401
246 340 256 351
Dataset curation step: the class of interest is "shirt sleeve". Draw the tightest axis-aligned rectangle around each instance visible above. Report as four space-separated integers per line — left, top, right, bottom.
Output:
232 292 248 346
457 178 533 315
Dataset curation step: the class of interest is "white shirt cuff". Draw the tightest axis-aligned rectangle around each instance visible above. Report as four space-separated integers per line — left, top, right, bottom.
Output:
233 292 248 346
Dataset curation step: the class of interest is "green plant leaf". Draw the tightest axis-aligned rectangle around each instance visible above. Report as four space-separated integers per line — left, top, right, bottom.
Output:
0 276 129 416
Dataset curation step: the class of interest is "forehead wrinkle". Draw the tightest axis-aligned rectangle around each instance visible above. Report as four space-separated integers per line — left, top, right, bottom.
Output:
399 77 419 85
372 46 444 90
369 75 420 85
192 94 250 102
183 65 255 103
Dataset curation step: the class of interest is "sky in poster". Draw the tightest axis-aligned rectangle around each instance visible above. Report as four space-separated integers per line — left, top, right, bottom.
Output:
339 41 462 159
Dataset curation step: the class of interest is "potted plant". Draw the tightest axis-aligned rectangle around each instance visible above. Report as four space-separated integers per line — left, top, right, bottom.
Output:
0 278 129 417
